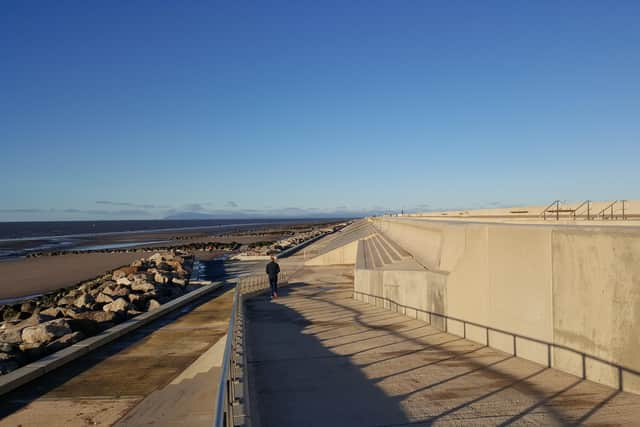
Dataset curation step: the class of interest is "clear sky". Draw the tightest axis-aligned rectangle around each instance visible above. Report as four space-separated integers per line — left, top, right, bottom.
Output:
2 1 639 221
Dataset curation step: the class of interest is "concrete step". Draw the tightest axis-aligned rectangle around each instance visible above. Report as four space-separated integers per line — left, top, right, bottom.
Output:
365 238 383 269
371 235 392 265
373 233 401 262
378 231 411 258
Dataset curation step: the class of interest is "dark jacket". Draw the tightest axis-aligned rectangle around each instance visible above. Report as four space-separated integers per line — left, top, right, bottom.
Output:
266 261 280 277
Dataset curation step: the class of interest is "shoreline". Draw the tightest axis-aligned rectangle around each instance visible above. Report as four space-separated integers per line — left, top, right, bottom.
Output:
0 219 346 260
0 220 345 300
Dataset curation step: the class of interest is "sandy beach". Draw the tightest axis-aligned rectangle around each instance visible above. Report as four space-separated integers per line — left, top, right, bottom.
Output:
0 252 155 300
0 220 341 301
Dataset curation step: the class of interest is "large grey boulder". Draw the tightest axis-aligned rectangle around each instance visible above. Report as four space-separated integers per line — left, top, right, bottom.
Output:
112 266 137 280
0 328 22 345
74 293 95 309
20 301 37 314
15 313 53 329
66 318 101 337
95 293 114 304
56 296 74 306
116 277 133 286
131 273 152 283
102 284 130 298
74 310 120 324
0 313 55 345
148 253 166 264
131 281 155 293
2 306 21 321
147 299 161 311
103 298 129 313
172 277 187 286
154 272 172 284
21 319 72 345
131 259 145 269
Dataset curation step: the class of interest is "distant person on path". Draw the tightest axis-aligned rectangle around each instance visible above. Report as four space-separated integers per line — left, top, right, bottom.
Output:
266 256 280 299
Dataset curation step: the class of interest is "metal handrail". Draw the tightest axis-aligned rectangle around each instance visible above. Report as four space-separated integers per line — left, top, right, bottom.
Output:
214 289 240 427
572 200 591 220
354 290 639 391
541 200 560 220
596 200 618 220
214 272 288 427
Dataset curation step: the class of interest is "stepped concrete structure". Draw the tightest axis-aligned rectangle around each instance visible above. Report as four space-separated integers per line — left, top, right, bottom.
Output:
237 222 640 426
303 217 640 396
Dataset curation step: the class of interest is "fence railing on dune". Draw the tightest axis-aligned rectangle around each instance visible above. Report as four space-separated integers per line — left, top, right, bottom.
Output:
213 272 288 427
541 199 630 221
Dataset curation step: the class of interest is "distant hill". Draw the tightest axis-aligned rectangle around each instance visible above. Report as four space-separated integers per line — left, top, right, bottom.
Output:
164 211 358 220
163 212 251 220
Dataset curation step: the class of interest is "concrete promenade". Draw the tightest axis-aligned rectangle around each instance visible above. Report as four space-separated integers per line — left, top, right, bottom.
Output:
247 265 640 426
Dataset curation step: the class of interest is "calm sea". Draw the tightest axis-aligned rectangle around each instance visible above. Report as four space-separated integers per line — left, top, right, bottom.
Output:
0 219 323 259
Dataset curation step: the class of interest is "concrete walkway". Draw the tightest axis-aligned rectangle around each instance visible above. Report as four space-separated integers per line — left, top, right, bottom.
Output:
246 266 640 426
115 334 227 426
0 287 233 426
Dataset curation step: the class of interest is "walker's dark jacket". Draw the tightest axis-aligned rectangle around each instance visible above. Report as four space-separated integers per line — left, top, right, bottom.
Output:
266 261 280 278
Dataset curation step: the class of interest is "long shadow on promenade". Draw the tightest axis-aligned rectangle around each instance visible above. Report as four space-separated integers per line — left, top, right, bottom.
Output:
246 269 640 426
246 288 411 427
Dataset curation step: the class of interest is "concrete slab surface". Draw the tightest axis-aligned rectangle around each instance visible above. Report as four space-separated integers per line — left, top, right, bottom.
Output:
0 286 234 426
246 265 640 427
115 334 227 427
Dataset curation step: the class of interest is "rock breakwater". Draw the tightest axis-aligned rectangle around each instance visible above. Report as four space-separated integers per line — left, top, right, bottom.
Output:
0 251 194 375
24 241 239 258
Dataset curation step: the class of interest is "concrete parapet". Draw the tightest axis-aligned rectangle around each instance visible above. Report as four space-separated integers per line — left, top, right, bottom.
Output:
354 217 640 394
305 240 359 266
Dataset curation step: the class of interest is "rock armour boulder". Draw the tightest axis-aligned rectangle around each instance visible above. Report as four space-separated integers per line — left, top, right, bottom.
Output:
21 319 72 345
103 298 129 313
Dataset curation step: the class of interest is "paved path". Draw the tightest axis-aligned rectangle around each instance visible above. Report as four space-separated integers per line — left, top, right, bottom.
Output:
115 334 227 427
246 266 640 427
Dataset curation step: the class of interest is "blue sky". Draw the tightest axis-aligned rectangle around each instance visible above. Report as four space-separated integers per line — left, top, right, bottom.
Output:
1 1 639 221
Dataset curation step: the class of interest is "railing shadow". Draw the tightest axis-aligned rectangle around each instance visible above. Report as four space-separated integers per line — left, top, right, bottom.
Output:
245 288 412 426
245 273 634 426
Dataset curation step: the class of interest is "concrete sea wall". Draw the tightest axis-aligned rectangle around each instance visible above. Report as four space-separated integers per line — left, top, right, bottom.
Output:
305 240 359 266
355 217 640 393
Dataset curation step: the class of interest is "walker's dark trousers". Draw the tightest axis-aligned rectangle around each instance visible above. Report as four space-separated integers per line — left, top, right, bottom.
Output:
269 275 278 296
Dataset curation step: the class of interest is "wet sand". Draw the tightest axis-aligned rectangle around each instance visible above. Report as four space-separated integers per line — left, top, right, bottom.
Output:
0 252 154 300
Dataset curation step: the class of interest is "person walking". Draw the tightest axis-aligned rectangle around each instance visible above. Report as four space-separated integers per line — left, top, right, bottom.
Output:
266 255 280 299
